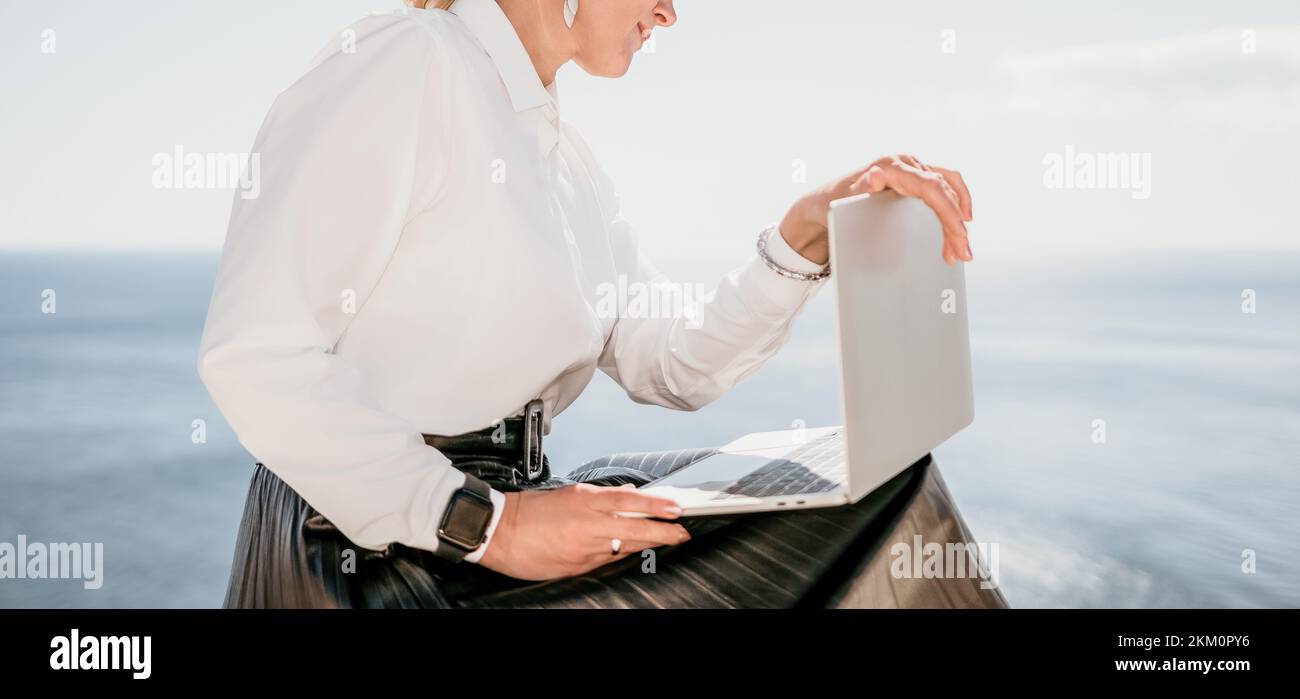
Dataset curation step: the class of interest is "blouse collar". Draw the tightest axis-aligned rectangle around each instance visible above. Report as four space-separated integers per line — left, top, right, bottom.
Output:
448 0 558 114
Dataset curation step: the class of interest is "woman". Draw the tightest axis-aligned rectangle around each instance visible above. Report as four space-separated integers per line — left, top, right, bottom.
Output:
199 0 992 608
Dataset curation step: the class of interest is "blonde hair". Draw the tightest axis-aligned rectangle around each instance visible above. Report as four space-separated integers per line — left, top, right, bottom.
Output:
407 1 456 9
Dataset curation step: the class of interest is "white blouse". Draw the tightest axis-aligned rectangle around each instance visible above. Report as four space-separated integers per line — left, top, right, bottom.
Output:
197 0 827 563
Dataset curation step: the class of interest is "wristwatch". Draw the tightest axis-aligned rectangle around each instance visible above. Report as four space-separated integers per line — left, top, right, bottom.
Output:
436 475 495 563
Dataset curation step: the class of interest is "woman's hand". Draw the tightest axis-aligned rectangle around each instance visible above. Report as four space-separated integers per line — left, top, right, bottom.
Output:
779 155 975 266
477 484 690 581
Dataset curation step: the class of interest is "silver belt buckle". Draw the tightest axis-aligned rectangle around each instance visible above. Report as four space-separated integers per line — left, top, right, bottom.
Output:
523 399 545 481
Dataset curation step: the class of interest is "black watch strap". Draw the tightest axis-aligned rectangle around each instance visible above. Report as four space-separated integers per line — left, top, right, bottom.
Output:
435 473 494 563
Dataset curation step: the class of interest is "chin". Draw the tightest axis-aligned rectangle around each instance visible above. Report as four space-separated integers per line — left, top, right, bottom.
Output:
577 50 635 78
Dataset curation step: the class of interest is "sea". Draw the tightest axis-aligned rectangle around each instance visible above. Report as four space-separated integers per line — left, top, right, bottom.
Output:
1 250 1297 608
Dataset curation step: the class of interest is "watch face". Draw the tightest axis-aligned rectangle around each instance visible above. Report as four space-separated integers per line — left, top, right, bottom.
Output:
439 491 493 550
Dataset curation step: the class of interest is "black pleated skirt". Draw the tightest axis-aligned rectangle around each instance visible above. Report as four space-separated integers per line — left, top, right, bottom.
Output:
223 448 1009 609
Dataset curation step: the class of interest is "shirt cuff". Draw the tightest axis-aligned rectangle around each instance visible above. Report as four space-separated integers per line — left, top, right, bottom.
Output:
738 224 830 313
766 224 828 275
462 487 507 564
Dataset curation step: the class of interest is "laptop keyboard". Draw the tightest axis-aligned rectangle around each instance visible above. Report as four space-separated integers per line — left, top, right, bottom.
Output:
722 431 847 498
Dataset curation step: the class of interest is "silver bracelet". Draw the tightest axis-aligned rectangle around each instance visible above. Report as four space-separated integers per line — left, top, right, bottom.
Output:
756 224 831 282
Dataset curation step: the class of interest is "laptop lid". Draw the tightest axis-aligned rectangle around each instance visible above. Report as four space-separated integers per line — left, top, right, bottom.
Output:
829 191 975 502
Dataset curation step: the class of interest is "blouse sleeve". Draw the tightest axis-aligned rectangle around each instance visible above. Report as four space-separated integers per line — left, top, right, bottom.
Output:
197 14 487 557
568 130 829 411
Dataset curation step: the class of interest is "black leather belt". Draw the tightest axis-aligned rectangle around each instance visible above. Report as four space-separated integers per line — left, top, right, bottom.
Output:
422 399 547 482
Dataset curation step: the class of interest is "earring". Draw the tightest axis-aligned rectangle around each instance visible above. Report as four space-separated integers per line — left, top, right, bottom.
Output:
564 0 579 28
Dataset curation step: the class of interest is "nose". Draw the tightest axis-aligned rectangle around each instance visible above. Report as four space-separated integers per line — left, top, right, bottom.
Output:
654 0 677 27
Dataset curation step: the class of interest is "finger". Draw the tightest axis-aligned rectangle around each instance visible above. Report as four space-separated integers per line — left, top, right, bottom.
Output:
613 540 659 557
930 172 963 219
588 538 655 558
858 163 970 263
850 165 887 194
936 182 973 262
894 159 964 228
911 174 971 260
607 517 692 547
933 167 972 221
933 212 969 264
587 486 683 518
579 538 661 567
926 177 969 242
951 231 973 262
873 159 939 198
856 161 914 198
899 154 930 172
942 226 971 264
583 540 660 571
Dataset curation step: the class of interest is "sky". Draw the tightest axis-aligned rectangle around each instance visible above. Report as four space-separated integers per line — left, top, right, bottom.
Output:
1 0 1298 278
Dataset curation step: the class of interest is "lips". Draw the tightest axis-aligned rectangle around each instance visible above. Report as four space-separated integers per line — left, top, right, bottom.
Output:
636 21 653 44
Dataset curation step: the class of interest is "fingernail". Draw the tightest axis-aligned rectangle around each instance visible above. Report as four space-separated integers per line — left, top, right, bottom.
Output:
964 240 974 260
679 529 691 542
664 505 683 516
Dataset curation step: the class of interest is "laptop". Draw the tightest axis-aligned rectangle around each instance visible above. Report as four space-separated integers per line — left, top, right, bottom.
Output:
632 191 974 516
